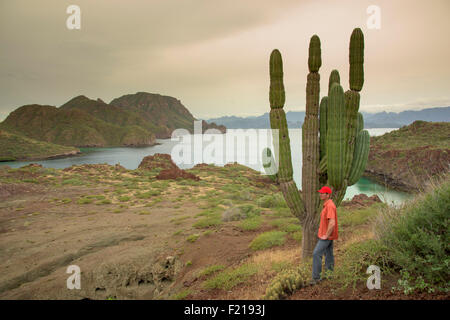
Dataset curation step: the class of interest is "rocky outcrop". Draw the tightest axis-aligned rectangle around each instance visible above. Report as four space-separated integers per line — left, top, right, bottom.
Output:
138 153 200 181
363 121 450 192
341 193 382 209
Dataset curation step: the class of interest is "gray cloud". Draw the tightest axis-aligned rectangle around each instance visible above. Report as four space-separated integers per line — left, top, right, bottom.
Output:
0 0 449 121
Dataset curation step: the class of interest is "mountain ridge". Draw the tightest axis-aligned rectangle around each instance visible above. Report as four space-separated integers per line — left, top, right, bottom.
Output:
0 92 226 148
205 106 450 129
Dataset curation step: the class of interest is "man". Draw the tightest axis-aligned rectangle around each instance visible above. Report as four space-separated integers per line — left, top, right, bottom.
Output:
310 186 339 285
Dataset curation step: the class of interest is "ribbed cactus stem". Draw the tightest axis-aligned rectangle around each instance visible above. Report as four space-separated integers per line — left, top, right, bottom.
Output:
308 35 322 73
269 49 305 220
343 90 360 179
328 69 340 94
348 130 370 186
356 112 364 133
270 50 286 109
303 35 321 220
349 28 364 92
332 179 348 207
319 97 328 160
326 84 346 190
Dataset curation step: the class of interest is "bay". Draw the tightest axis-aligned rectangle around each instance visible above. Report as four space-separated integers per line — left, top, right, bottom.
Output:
0 128 411 205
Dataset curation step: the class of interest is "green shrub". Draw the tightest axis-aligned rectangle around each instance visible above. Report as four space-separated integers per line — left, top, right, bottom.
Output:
249 231 287 251
257 193 287 208
118 195 130 202
186 234 200 242
203 264 257 290
331 239 394 291
375 178 450 292
198 265 225 278
77 197 93 205
194 213 222 228
239 216 263 231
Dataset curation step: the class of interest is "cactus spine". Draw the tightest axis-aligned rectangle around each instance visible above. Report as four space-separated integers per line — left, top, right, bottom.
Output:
267 28 370 259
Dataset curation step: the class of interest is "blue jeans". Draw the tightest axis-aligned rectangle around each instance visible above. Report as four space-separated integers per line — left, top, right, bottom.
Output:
312 239 334 280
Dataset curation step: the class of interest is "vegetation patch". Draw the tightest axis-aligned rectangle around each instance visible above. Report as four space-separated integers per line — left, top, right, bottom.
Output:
186 233 200 243
249 231 287 251
203 263 258 291
239 216 263 231
198 265 225 278
373 177 450 294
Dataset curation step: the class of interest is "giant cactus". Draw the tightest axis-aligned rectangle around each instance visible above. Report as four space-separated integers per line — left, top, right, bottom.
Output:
266 28 370 259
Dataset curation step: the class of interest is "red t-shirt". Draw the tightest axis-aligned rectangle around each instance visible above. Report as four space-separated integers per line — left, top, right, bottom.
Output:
318 199 338 240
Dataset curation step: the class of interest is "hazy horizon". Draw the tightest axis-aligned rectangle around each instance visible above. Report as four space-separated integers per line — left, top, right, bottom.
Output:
1 0 450 122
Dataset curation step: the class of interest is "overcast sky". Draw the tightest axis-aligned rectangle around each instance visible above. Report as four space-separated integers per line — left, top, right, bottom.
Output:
1 0 449 121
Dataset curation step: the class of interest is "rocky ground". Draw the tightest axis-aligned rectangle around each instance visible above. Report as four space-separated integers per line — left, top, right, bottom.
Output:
0 155 447 300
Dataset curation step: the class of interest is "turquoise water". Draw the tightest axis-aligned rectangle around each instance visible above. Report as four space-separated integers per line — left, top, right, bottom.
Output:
0 128 412 205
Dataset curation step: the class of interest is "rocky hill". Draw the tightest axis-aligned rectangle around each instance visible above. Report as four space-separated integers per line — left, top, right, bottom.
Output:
110 92 226 138
0 129 80 161
0 104 156 147
363 121 450 191
0 92 226 148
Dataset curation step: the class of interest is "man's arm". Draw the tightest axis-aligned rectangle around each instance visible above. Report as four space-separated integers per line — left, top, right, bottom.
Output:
325 218 335 238
319 218 335 240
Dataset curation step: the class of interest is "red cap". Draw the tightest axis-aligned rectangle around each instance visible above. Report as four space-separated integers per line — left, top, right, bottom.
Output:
317 186 332 194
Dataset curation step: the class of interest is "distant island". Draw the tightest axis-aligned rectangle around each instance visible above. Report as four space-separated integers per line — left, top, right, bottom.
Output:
0 92 226 161
204 106 450 129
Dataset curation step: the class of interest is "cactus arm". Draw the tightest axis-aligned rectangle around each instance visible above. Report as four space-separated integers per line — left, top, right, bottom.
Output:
349 28 364 92
328 69 340 94
326 83 346 190
348 129 370 186
269 49 305 221
319 96 328 161
343 90 360 178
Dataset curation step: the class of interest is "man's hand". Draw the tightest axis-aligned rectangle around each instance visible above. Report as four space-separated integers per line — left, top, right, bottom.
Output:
319 235 328 240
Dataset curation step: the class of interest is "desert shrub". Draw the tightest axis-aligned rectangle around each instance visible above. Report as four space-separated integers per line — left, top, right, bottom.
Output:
186 233 200 242
198 265 225 278
203 263 257 290
331 239 393 291
194 213 222 228
375 178 450 292
239 216 263 231
257 193 287 208
249 231 286 251
222 204 260 222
